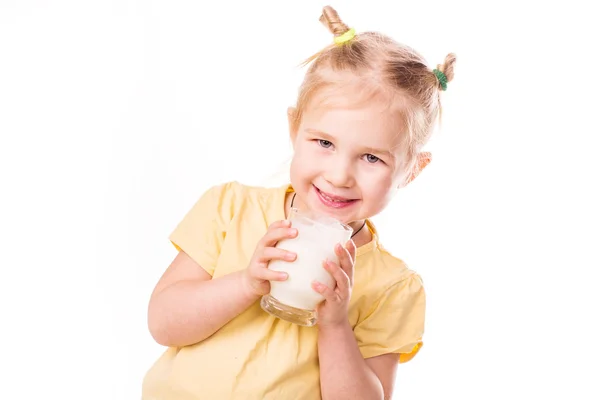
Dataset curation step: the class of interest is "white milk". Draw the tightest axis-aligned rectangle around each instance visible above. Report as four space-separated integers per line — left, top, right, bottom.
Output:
267 211 352 311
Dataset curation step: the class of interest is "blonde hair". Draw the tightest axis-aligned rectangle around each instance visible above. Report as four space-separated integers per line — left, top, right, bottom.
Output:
289 6 456 180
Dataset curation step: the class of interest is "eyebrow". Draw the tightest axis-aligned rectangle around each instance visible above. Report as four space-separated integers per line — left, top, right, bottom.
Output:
306 128 336 142
305 128 396 159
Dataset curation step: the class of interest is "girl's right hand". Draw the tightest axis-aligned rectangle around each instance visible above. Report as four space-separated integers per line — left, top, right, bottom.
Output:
243 220 298 297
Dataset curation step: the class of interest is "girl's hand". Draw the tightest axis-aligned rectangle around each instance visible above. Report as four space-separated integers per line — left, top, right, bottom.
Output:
312 240 357 328
243 220 298 297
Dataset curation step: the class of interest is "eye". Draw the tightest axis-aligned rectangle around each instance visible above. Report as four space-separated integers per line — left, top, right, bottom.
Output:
318 139 333 148
365 154 380 164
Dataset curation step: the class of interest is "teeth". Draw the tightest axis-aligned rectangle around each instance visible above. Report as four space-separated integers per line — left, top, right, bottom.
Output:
320 191 350 202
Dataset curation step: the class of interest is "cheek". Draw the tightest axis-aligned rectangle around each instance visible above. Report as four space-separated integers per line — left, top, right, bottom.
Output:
291 144 320 175
289 150 314 184
359 170 394 197
359 166 393 184
289 157 301 182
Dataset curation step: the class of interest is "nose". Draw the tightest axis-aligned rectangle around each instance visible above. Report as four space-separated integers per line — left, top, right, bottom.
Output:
324 158 354 188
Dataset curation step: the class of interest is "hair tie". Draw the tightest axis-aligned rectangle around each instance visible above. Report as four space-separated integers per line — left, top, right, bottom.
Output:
334 28 356 45
433 69 448 91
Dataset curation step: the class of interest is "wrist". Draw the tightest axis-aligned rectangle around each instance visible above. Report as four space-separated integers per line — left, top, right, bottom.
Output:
238 270 262 301
318 318 352 335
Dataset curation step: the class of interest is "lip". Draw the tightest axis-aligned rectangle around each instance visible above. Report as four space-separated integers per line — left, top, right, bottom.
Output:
313 185 358 209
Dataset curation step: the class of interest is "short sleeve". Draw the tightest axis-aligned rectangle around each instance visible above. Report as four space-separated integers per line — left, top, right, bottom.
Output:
168 182 238 276
354 272 426 363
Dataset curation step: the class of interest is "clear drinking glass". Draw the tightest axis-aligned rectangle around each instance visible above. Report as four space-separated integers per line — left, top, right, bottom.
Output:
260 208 352 326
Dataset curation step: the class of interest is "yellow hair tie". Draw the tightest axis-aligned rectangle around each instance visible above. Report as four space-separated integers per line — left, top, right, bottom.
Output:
333 28 356 45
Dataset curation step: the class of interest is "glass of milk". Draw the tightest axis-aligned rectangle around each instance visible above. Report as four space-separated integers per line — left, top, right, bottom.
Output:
260 208 353 326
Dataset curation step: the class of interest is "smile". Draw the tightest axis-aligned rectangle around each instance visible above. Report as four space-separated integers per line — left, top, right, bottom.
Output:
313 185 358 209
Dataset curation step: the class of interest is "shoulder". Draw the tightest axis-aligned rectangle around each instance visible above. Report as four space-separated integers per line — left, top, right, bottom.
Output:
196 180 288 220
200 180 246 202
212 180 286 204
198 180 264 205
380 248 424 287
352 245 425 323
357 245 424 294
205 180 285 198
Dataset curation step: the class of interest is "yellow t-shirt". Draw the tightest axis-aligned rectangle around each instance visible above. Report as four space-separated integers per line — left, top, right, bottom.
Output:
142 181 425 400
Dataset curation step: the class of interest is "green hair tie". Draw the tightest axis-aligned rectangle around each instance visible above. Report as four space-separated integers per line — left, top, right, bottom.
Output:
433 69 448 91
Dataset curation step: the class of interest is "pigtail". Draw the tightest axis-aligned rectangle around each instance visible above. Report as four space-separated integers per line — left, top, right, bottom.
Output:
319 6 351 37
300 6 355 68
434 53 457 91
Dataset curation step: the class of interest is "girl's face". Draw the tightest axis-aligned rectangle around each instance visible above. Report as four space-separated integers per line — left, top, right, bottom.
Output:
289 96 408 224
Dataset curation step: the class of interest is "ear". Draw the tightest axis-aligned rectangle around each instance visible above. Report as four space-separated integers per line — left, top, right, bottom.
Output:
287 107 298 144
405 152 432 185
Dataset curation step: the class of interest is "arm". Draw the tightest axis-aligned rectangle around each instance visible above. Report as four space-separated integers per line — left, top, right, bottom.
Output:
147 251 259 347
148 220 297 347
318 322 398 400
313 241 401 400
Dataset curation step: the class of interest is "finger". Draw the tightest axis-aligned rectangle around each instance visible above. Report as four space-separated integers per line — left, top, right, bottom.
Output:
258 247 297 263
335 243 354 285
346 239 357 264
312 280 340 303
268 219 292 230
261 226 298 247
255 268 289 282
323 260 350 294
345 240 357 284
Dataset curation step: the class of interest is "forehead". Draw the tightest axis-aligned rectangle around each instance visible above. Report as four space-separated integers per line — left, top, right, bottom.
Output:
301 89 407 150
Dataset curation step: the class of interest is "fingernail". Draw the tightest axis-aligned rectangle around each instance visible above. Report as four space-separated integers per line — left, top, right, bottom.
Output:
285 252 296 261
280 272 288 280
289 228 297 236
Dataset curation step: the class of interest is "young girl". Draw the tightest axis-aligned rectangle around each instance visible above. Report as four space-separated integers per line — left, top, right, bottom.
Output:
142 6 455 400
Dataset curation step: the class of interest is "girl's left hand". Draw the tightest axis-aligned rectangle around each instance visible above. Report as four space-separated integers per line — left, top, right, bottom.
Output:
312 240 357 328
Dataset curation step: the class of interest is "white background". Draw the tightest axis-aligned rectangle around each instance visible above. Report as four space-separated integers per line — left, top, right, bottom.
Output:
1 1 599 399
